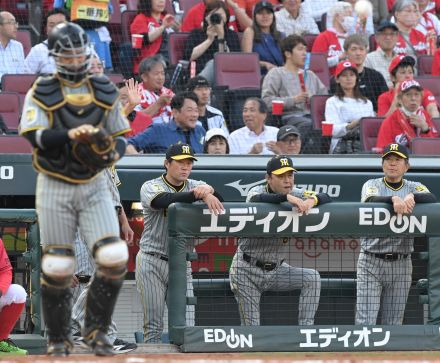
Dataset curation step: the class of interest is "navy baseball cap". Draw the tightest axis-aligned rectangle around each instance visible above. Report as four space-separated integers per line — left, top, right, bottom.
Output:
254 1 274 15
185 76 210 91
377 20 399 33
166 143 198 161
382 143 409 159
266 155 297 175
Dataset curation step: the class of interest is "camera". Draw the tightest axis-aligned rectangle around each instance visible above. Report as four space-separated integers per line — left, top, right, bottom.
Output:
209 13 222 25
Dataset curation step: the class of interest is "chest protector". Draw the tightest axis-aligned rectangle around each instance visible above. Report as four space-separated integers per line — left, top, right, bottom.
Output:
32 75 119 183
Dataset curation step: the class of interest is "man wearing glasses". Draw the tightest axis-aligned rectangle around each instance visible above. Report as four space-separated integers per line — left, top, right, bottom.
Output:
0 11 25 83
270 125 303 155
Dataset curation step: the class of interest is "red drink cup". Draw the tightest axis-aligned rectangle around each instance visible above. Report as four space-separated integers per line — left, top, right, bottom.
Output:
272 100 284 115
321 121 334 136
131 34 143 49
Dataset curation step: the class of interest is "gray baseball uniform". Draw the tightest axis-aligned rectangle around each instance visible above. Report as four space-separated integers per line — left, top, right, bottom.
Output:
229 184 321 326
356 177 431 325
136 174 205 343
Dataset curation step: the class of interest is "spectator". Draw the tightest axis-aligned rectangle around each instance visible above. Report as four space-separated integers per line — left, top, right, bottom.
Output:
432 46 440 75
185 75 229 134
228 97 279 154
329 34 388 112
89 54 104 75
184 0 241 83
126 92 206 154
130 0 177 74
242 2 284 75
325 61 375 154
370 0 390 27
203 128 230 154
24 8 68 74
301 0 338 24
0 238 27 355
272 125 303 154
135 55 174 124
376 79 439 148
343 0 375 35
181 0 251 32
378 55 439 117
415 0 440 36
365 20 399 87
0 11 25 82
392 0 428 57
275 0 319 37
262 35 327 134
311 2 353 75
237 0 278 18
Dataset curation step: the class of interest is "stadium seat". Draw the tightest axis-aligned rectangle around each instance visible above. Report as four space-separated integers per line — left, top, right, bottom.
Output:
2 74 37 107
360 117 384 152
180 0 202 13
0 92 21 133
415 76 440 105
0 0 28 24
432 117 440 131
303 34 317 52
418 55 434 76
107 73 125 85
108 0 123 44
0 135 32 153
369 34 377 51
411 137 440 155
214 52 260 89
168 32 190 66
310 94 330 129
127 0 174 13
16 29 32 57
121 11 137 43
309 53 330 89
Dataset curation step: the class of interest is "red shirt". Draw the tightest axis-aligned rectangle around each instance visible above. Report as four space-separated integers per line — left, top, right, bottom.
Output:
311 30 343 75
394 30 427 56
0 239 12 296
376 108 439 148
181 3 239 32
377 88 437 116
130 13 166 73
126 112 153 137
432 47 440 75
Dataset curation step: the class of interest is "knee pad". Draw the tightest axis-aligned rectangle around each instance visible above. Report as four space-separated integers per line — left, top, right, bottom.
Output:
41 246 75 287
93 236 128 268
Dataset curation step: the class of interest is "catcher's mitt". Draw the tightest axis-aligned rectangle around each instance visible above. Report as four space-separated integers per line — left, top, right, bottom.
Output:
72 127 117 172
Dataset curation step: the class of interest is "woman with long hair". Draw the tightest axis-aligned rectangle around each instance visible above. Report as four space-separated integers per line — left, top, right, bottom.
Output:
325 61 375 154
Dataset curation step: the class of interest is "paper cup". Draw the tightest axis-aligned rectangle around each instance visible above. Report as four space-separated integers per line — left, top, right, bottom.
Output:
272 100 284 115
131 34 143 49
321 121 334 136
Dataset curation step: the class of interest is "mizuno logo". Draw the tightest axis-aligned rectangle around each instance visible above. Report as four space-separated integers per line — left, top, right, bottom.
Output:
225 179 265 197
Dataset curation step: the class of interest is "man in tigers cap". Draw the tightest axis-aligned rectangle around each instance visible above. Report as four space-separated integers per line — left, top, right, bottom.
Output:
229 155 332 326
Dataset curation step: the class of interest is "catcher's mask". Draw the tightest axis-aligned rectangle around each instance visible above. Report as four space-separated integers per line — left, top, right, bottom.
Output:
48 22 92 84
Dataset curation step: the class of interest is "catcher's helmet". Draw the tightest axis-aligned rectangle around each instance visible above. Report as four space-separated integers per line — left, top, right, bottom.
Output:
48 22 92 83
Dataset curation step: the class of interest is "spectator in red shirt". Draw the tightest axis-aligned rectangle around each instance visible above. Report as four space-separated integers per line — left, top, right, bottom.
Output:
392 0 427 57
130 0 178 73
311 2 354 75
432 46 440 75
378 55 439 117
0 238 27 355
376 79 439 148
181 0 251 32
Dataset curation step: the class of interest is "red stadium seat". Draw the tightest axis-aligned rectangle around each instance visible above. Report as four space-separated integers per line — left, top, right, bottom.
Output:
0 135 32 153
432 117 440 131
360 117 384 152
2 74 37 107
0 92 21 133
310 94 330 129
168 32 190 66
107 73 125 84
415 76 440 105
214 52 260 90
16 30 32 57
121 11 137 43
411 137 440 155
418 55 434 76
309 53 330 89
180 0 202 13
303 34 317 52
369 34 377 51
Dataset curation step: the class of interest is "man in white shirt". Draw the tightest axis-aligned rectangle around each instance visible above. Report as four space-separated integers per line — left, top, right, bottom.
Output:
0 11 25 82
276 0 319 36
228 98 279 154
24 8 69 74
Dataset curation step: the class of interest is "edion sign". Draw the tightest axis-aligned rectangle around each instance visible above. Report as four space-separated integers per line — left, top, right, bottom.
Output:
359 207 427 233
204 328 253 349
0 166 13 180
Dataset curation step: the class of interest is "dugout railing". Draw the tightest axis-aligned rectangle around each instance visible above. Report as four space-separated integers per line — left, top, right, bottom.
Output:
167 202 440 352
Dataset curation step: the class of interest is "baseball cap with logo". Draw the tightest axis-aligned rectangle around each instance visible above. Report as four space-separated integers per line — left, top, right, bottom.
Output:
254 1 274 15
334 61 358 78
185 76 210 91
388 55 415 74
382 143 409 159
277 125 301 141
266 155 297 175
166 143 198 161
399 79 423 93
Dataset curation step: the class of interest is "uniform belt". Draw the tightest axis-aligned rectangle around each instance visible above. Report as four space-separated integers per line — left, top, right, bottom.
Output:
363 250 409 261
242 252 282 272
145 252 169 262
76 275 91 284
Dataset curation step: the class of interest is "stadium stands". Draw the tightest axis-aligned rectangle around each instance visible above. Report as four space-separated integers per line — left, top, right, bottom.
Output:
359 117 385 152
411 137 440 155
310 94 330 130
0 92 21 134
418 55 434 76
16 29 32 57
168 32 191 66
2 74 37 107
309 53 330 88
0 135 32 153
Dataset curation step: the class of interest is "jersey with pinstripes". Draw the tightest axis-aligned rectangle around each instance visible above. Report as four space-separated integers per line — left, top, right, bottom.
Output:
136 174 205 343
356 177 431 325
229 184 321 326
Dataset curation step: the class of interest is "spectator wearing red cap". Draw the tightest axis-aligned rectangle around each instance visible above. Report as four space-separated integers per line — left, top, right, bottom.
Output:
376 79 439 148
325 61 375 154
377 55 439 118
432 46 440 75
311 2 353 76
